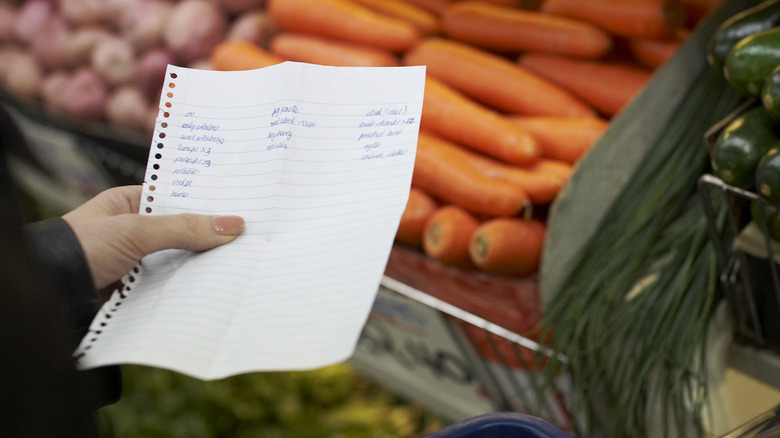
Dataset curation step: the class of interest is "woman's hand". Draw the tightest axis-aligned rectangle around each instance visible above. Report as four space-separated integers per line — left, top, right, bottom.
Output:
62 185 245 289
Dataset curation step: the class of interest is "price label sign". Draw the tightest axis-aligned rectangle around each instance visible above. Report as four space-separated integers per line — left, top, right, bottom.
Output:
351 286 496 420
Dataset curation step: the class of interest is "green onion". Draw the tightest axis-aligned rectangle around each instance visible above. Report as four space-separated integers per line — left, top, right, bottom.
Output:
536 65 742 437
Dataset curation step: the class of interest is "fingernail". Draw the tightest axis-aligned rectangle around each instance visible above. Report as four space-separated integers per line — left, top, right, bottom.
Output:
212 215 245 235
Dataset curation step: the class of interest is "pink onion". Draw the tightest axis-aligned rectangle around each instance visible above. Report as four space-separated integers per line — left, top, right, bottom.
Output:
3 51 44 101
59 0 107 26
226 10 278 49
106 85 152 130
91 36 136 86
13 0 55 45
136 47 173 101
164 0 228 64
0 3 17 43
60 67 109 121
30 15 70 71
120 0 173 52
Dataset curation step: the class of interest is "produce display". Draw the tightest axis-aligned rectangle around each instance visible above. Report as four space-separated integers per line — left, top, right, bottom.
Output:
0 0 722 280
6 0 766 435
709 0 780 229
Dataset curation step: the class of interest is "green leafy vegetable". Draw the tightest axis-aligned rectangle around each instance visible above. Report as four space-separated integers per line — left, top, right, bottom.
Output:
536 65 742 437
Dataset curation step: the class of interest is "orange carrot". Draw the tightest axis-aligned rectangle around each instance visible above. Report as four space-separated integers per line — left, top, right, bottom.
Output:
525 158 573 184
396 187 439 248
420 131 564 205
413 132 530 217
210 40 285 71
420 76 541 165
405 38 597 118
398 0 454 15
474 161 565 205
469 217 546 277
472 159 566 206
441 2 613 58
621 37 681 69
507 116 609 164
266 0 421 52
423 204 480 268
351 0 442 36
269 33 399 67
541 0 687 40
518 53 652 118
469 0 542 8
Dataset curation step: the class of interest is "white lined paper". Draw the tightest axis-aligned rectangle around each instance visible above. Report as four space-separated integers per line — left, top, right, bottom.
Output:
74 62 425 379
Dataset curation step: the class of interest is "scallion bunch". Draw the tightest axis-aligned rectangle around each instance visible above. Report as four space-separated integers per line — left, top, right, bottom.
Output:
537 66 743 437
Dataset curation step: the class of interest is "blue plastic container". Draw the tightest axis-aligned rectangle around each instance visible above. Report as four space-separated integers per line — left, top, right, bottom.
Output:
423 413 573 438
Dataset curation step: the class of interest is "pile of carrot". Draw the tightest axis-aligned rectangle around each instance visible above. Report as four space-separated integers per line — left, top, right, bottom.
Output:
209 0 722 278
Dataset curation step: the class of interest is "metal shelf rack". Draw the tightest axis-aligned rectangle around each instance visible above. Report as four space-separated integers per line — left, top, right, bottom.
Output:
351 275 572 431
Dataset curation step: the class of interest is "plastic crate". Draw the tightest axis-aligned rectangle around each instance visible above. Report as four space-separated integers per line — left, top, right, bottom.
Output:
422 413 573 438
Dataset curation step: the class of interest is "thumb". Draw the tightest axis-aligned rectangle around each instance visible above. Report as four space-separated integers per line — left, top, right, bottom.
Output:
134 214 245 254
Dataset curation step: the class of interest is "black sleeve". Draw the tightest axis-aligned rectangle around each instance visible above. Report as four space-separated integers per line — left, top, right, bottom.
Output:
23 217 123 411
0 103 120 437
24 217 103 350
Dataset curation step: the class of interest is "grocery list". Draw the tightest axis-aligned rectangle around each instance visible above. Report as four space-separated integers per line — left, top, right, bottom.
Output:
74 62 426 380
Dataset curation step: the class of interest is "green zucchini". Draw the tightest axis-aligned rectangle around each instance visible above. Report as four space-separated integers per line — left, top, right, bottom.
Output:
708 0 780 70
751 199 780 241
757 145 780 205
723 26 780 96
711 105 779 188
762 64 780 120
